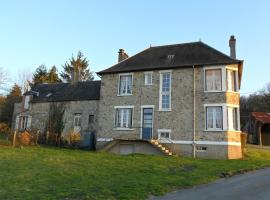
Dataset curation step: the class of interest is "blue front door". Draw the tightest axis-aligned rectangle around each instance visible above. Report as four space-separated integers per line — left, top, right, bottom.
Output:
142 108 153 140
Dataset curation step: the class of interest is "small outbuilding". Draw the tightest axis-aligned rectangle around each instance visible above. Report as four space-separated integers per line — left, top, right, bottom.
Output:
245 112 270 146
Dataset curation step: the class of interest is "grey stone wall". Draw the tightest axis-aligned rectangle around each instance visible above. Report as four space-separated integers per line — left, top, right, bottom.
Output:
98 67 230 141
97 64 242 158
18 100 99 136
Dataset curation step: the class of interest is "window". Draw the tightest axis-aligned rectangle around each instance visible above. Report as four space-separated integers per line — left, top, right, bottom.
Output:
118 74 132 95
88 115 94 125
24 95 30 110
196 146 207 152
227 107 239 130
17 115 31 130
159 71 171 110
115 108 133 129
227 70 237 91
158 129 171 139
205 69 222 91
206 106 223 130
144 72 153 85
74 114 82 128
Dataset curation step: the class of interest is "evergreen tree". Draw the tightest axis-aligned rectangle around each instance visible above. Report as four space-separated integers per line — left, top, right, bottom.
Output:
46 66 62 84
31 65 48 87
0 84 22 126
60 51 94 82
31 65 62 87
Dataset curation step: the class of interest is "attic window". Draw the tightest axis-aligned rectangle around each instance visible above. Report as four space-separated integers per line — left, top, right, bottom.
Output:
166 55 175 64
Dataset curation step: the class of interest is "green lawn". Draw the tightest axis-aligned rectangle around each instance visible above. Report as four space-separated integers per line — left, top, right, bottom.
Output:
0 146 270 200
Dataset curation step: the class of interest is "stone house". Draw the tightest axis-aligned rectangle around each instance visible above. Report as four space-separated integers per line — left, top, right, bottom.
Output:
12 81 100 147
96 36 243 159
13 36 244 159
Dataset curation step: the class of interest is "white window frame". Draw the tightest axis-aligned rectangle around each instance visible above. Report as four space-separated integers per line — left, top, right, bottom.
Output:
227 104 240 131
114 106 134 130
117 73 133 96
158 129 171 140
204 66 226 92
73 113 82 131
226 67 239 92
159 70 172 111
204 104 227 131
144 71 153 85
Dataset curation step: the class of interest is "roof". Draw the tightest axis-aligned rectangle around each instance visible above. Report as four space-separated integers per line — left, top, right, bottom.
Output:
97 41 242 75
27 81 101 103
251 112 270 124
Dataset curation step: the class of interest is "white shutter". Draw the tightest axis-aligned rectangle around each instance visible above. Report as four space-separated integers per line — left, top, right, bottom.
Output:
27 116 32 129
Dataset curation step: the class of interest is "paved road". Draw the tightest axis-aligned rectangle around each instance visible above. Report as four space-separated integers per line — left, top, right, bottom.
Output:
152 168 270 200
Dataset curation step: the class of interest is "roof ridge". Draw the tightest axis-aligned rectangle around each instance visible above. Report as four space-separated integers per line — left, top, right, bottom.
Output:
149 41 201 48
97 47 151 75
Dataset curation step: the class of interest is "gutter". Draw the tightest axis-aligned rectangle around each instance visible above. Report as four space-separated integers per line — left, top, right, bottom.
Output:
193 65 196 158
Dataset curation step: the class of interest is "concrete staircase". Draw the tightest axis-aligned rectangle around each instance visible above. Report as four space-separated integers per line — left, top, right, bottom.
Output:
150 139 173 156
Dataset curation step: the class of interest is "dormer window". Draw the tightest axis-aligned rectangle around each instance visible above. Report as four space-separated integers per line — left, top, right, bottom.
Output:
166 55 175 64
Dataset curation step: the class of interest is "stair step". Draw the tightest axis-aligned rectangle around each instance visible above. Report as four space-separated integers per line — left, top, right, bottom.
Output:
168 152 173 156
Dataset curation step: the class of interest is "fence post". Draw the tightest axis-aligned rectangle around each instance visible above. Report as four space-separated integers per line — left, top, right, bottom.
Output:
13 131 17 147
36 130 40 145
46 131 49 144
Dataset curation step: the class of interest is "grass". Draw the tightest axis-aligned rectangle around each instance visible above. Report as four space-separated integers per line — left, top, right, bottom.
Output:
0 146 270 200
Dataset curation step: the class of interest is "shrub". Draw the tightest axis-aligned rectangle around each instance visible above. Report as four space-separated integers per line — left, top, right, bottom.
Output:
0 123 11 135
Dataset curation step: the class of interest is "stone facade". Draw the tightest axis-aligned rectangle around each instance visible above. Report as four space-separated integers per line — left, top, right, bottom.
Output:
13 100 99 137
97 64 242 159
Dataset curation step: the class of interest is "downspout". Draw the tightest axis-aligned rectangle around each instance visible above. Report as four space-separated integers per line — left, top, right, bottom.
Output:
193 65 196 158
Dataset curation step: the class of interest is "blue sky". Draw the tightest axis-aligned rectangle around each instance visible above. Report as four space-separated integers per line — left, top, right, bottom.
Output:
0 0 269 94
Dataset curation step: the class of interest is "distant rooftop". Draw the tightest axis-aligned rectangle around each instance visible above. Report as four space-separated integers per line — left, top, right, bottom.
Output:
26 81 101 103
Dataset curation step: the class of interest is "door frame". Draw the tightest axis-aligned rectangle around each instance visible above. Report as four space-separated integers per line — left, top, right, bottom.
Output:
140 105 155 140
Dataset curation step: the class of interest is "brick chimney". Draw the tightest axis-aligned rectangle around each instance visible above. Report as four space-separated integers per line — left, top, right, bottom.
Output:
229 35 236 59
118 49 129 62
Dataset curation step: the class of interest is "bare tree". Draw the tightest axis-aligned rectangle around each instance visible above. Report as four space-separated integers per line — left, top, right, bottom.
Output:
14 69 32 94
0 67 9 95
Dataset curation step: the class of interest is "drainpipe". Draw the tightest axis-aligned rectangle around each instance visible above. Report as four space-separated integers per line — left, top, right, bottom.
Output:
193 65 196 158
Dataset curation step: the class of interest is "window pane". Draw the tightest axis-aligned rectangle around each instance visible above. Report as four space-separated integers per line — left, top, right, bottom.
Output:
205 70 213 90
206 107 214 129
215 107 222 129
119 75 132 95
115 108 132 128
162 94 170 109
227 70 236 91
205 69 221 91
162 73 170 92
145 73 152 85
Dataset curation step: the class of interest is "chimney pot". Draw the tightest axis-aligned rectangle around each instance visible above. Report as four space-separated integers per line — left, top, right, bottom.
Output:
229 35 236 59
118 49 129 62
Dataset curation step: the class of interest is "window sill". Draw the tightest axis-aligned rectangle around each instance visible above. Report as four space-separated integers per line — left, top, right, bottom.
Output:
203 129 242 133
226 90 240 94
203 129 224 132
113 128 135 131
158 109 172 112
227 130 242 133
117 94 133 97
204 90 224 93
